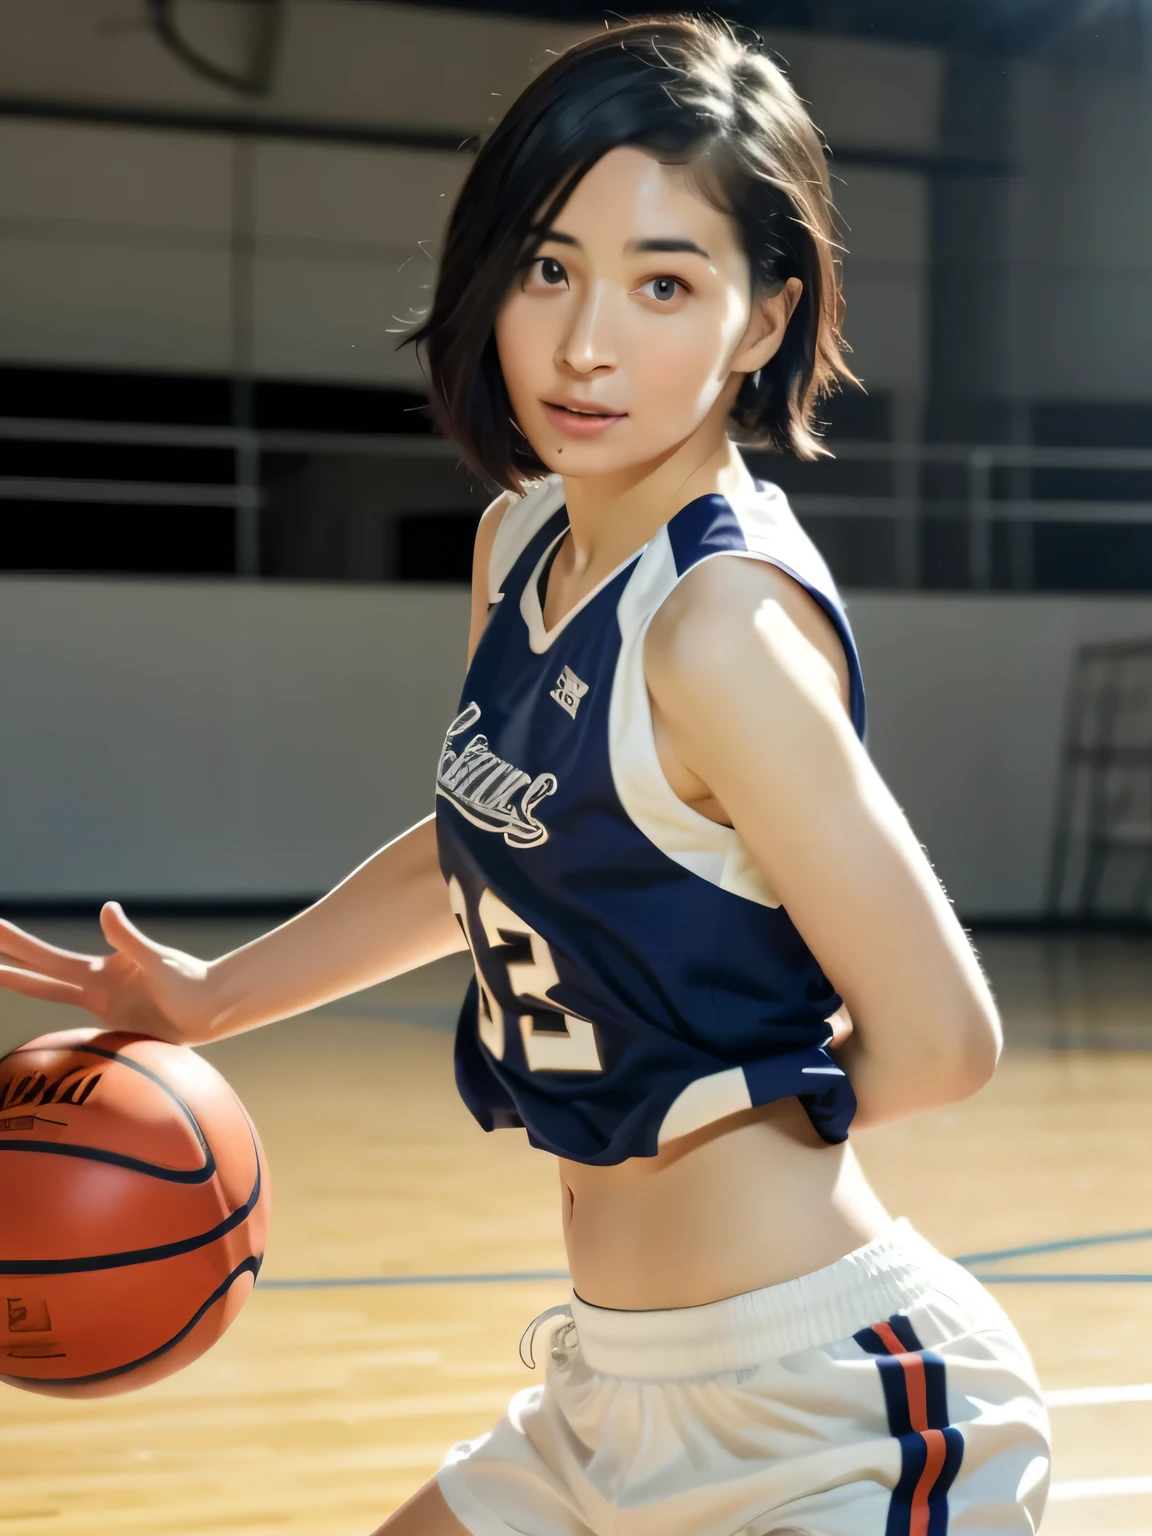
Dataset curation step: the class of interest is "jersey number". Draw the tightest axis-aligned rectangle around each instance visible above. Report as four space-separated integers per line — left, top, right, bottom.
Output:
448 877 603 1074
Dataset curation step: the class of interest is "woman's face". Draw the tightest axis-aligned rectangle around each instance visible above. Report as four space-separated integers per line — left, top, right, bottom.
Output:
494 144 788 477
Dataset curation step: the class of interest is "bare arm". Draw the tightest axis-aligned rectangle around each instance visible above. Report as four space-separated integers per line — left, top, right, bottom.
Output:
0 490 516 1046
202 815 462 1036
645 556 1001 1127
202 490 516 1037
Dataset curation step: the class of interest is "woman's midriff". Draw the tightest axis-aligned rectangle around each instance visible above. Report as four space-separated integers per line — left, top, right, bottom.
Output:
558 1096 893 1310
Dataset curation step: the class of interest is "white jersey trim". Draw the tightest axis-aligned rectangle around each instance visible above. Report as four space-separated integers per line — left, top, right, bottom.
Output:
609 469 842 909
656 1066 753 1145
520 532 647 655
487 474 566 605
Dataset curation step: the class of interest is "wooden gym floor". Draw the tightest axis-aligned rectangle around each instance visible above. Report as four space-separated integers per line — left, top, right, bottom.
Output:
1 923 1151 1535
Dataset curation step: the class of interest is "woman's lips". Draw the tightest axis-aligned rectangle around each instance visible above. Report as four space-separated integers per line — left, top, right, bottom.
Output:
542 402 627 438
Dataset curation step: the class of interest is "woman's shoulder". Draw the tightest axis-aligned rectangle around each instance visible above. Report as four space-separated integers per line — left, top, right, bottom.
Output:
643 472 859 729
724 475 837 592
628 471 842 621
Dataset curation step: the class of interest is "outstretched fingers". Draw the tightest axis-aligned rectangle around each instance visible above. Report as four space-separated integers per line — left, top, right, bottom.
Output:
100 902 162 968
0 919 98 984
0 962 87 1007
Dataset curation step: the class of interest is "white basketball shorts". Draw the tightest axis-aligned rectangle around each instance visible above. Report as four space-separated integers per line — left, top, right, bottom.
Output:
436 1219 1050 1535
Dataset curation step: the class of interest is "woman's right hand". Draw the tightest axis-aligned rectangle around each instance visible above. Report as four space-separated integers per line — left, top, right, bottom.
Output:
0 903 220 1047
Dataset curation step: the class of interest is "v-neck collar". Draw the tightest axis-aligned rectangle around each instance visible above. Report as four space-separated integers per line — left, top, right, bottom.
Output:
520 525 642 655
519 485 756 655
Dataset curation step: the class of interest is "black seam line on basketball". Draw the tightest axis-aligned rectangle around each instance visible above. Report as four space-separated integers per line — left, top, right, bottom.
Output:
0 1254 263 1388
1 1044 211 1161
0 1124 262 1275
0 1137 216 1183
0 1042 214 1180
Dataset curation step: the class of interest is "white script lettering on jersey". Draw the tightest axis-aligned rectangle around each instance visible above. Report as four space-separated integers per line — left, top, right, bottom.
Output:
550 665 589 720
437 702 557 848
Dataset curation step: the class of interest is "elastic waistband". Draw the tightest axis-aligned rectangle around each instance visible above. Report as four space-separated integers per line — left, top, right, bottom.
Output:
564 1218 951 1377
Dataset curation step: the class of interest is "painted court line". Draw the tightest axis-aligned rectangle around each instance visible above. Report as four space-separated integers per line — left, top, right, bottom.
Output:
259 1269 571 1290
258 1228 1152 1291
1049 1474 1152 1503
259 1268 1152 1290
258 1272 1152 1505
957 1226 1152 1266
1045 1383 1152 1407
969 1272 1152 1284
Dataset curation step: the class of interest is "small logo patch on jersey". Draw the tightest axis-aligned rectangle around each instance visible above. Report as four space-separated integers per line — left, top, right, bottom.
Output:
438 702 557 848
550 666 589 720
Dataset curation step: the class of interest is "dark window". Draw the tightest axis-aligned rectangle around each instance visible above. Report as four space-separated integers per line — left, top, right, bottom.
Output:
3 505 234 576
397 512 481 583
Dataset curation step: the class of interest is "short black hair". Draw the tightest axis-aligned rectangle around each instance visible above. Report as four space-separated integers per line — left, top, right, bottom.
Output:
399 13 859 493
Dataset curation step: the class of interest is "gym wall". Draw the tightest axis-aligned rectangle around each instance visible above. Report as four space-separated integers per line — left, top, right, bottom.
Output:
0 1 933 401
3 576 1150 919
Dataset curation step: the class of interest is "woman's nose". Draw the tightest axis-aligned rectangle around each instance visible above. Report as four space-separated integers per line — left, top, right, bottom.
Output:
558 285 618 373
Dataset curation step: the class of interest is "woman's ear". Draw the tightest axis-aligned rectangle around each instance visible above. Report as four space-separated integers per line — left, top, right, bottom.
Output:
734 276 803 375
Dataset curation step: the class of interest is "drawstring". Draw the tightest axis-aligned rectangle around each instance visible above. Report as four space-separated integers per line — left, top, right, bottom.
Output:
518 1302 576 1368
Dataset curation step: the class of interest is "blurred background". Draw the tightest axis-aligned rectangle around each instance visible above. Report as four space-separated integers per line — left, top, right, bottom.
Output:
4 0 1152 925
2 0 1152 924
3 7 1152 1534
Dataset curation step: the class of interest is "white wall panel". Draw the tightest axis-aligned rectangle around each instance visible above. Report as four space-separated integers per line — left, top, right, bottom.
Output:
773 33 943 153
0 581 470 900
0 5 940 392
1006 60 1152 401
849 592 1152 916
834 168 928 392
0 122 234 369
1017 274 1152 400
837 274 926 392
266 2 585 130
250 251 428 384
252 142 468 248
4 578 1152 917
0 2 939 155
0 122 231 230
0 0 584 125
0 237 232 370
835 169 928 265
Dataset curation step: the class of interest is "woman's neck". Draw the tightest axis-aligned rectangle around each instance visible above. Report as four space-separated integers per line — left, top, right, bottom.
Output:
559 435 752 580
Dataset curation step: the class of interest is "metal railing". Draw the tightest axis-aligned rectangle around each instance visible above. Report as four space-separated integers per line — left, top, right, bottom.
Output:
3 415 1151 586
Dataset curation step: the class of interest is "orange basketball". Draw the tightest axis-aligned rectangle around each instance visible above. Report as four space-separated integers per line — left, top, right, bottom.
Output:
0 1027 271 1398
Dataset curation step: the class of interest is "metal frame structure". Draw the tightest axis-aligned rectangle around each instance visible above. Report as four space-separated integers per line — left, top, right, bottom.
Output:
1047 637 1152 923
4 415 1152 585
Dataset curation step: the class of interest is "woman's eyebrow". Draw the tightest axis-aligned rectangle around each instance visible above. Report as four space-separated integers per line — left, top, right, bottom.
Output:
537 228 710 259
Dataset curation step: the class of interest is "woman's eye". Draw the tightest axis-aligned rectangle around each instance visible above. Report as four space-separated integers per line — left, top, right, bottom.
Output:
525 256 568 288
521 261 687 302
639 276 687 303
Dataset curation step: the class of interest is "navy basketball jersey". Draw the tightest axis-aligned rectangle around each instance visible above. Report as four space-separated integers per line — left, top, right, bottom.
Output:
434 460 866 1166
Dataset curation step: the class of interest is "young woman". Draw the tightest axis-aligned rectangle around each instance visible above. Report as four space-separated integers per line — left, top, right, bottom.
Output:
0 16 1050 1535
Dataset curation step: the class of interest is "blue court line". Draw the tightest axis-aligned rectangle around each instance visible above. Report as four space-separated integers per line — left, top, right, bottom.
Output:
257 1271 1152 1291
259 1269 570 1290
969 1273 1152 1284
258 1263 1152 1291
257 1228 1152 1292
956 1226 1152 1266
